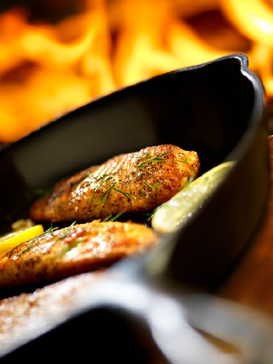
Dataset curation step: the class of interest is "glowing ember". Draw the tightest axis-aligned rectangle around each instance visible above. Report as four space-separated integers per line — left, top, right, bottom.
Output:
0 0 272 142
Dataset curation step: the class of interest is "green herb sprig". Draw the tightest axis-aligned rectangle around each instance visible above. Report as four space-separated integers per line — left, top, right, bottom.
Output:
113 187 135 200
136 150 189 168
100 181 117 206
102 214 113 222
56 221 76 241
87 172 135 208
143 182 162 189
102 209 126 222
135 153 150 160
70 170 92 187
90 174 112 204
18 224 59 256
179 154 189 164
111 210 126 221
53 237 87 259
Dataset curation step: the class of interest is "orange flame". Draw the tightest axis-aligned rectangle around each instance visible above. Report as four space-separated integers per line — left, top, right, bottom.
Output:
0 0 272 142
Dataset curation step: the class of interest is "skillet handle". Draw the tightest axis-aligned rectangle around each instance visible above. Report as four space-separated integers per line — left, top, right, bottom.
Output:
79 273 273 364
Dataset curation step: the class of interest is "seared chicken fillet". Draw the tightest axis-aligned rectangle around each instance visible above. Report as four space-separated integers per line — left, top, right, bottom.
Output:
0 221 157 289
30 145 200 223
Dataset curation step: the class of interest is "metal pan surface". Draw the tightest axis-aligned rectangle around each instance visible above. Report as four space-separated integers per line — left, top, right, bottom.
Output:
0 53 272 363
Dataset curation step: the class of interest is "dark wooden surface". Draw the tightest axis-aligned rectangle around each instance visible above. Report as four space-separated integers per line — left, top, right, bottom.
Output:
218 135 273 317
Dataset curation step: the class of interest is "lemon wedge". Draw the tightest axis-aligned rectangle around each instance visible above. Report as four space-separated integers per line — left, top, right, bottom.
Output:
152 161 236 234
0 225 44 257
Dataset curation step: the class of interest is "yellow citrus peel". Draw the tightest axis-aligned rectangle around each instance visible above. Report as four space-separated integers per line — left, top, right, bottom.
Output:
0 225 44 257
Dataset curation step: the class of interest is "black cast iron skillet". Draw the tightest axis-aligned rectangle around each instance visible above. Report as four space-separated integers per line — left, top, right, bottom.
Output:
0 54 272 363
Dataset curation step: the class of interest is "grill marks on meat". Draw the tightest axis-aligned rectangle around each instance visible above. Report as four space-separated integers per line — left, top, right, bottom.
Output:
30 144 200 223
0 221 158 289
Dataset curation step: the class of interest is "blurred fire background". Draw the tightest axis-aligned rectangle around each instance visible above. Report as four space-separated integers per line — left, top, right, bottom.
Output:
0 0 273 142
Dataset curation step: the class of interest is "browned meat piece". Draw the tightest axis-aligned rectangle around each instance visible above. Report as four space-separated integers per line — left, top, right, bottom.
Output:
30 144 200 223
0 221 158 289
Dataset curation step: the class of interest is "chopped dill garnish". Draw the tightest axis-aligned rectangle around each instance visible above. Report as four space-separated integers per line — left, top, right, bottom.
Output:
92 174 111 181
86 173 111 189
111 210 125 221
136 153 150 160
100 181 117 206
143 202 169 222
88 173 135 207
102 214 113 222
102 211 125 223
136 150 173 168
70 170 92 187
21 244 36 254
53 237 87 259
18 224 59 256
90 174 112 204
138 173 144 179
178 154 189 164
143 182 162 189
143 212 154 222
113 187 135 200
137 150 189 168
56 221 76 241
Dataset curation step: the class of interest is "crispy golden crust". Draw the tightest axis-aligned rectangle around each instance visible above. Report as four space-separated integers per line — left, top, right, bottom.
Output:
0 221 158 289
30 144 200 223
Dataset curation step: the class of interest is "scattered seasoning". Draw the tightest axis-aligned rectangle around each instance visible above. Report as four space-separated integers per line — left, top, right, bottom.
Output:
100 181 117 207
88 173 135 207
90 175 112 204
101 182 135 206
113 186 135 201
143 182 162 189
143 176 194 222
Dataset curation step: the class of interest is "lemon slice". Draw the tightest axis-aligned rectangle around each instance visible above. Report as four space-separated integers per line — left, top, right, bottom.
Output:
0 225 44 257
152 161 236 234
